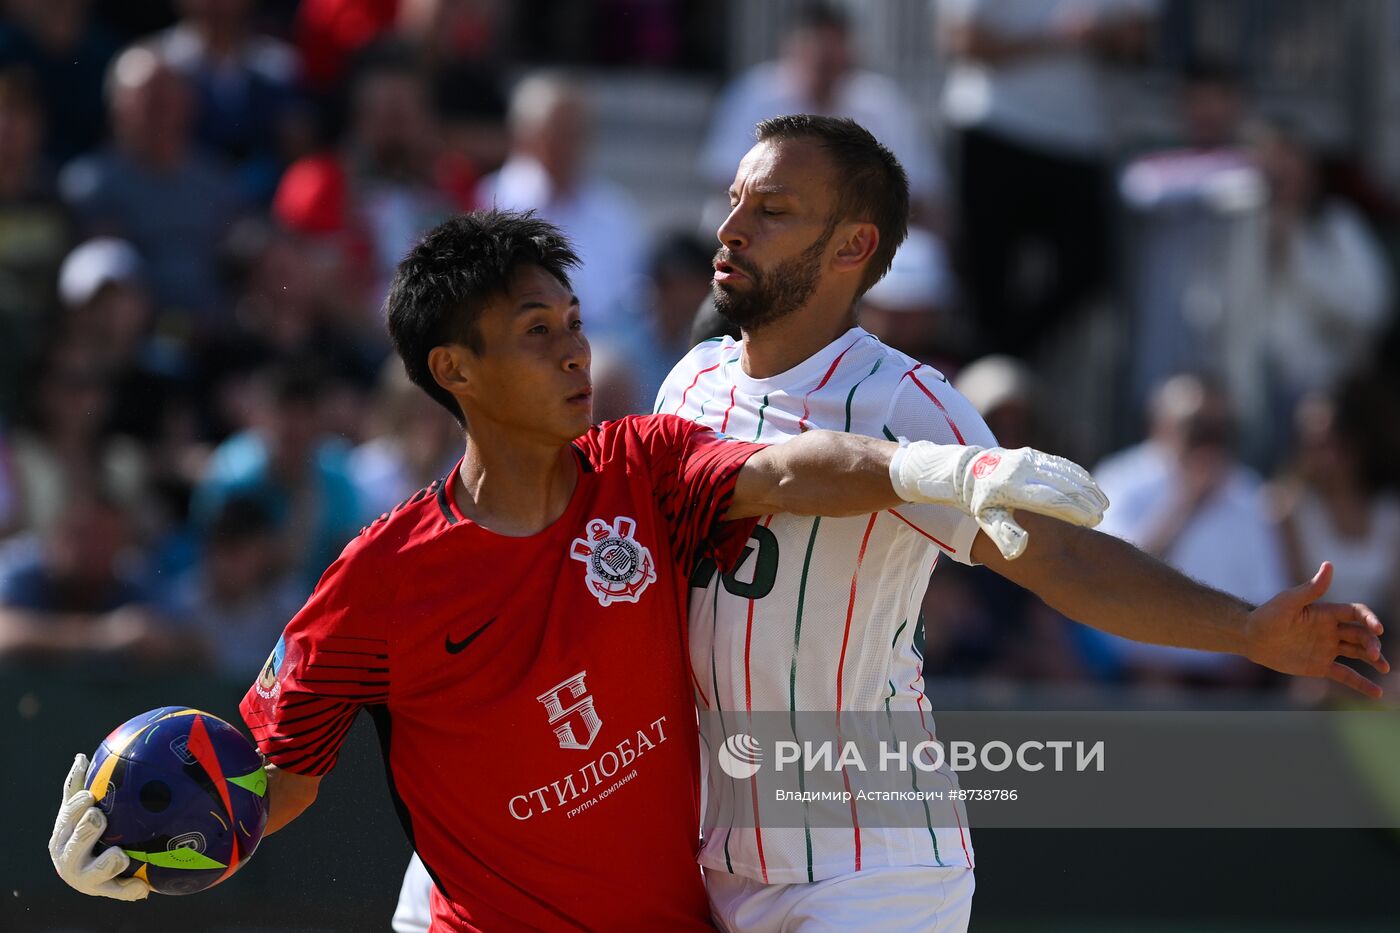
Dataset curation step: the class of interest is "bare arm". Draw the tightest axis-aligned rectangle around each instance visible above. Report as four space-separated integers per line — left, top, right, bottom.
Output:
728 431 899 520
975 513 1390 696
728 432 1108 563
263 765 321 836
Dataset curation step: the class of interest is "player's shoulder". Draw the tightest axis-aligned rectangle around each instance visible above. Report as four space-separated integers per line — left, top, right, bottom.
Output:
575 414 703 462
841 333 953 397
656 337 739 407
351 475 462 561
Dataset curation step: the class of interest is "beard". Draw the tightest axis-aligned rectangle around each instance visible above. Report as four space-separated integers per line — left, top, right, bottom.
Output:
712 224 834 330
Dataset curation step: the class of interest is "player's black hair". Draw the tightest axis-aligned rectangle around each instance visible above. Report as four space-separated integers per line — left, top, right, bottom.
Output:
753 114 909 299
385 209 580 424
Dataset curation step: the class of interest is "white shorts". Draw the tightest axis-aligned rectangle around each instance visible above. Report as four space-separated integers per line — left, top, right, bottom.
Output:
706 865 974 933
392 853 432 933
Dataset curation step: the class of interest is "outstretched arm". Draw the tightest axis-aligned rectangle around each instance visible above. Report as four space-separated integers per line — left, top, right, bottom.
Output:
976 513 1391 697
729 432 900 519
727 430 1108 558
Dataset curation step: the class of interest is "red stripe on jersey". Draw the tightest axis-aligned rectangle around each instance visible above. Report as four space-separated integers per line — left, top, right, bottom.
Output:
885 509 957 554
720 385 737 434
797 335 866 432
902 369 966 444
744 515 774 883
674 362 722 414
742 515 774 715
835 512 878 872
909 668 973 869
835 513 878 715
748 771 770 884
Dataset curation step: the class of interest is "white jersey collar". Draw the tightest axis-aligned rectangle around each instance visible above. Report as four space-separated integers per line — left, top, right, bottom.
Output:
731 327 873 396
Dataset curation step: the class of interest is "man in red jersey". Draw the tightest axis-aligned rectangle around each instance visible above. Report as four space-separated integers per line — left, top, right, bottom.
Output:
48 210 1110 930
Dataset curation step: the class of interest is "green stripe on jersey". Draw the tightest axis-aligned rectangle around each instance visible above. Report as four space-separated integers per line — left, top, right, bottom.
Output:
790 516 822 881
886 618 942 863
709 585 735 874
843 359 883 432
754 394 770 441
653 392 665 415
882 425 897 441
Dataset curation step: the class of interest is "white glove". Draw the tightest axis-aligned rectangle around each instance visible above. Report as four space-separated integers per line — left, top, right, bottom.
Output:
889 442 1108 560
49 753 151 901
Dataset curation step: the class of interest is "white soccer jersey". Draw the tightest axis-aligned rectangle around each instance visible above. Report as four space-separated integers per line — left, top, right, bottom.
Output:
656 327 995 884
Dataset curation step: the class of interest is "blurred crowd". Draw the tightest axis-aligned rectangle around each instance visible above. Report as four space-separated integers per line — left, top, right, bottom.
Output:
0 0 1396 702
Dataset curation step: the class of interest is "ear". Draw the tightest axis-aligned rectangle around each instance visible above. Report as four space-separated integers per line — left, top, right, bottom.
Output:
831 222 879 276
428 344 475 402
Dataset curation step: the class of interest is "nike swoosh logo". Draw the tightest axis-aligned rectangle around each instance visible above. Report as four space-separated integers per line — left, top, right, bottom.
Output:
445 617 497 655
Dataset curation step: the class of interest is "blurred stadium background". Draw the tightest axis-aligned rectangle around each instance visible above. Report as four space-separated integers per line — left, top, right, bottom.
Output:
1 0 1398 929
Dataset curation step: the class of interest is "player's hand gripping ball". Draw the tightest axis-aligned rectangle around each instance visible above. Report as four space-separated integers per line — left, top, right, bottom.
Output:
82 706 270 895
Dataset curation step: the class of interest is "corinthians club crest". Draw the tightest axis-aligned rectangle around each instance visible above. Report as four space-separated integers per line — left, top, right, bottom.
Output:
570 516 656 606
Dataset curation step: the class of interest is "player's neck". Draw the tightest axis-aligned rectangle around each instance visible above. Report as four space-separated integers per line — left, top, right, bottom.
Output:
739 304 858 379
453 436 579 537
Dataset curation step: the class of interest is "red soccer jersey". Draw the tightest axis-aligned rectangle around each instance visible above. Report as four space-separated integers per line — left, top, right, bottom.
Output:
240 415 765 931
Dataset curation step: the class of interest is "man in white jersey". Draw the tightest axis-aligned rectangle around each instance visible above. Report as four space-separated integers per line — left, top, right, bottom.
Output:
390 118 1386 932
656 114 1389 932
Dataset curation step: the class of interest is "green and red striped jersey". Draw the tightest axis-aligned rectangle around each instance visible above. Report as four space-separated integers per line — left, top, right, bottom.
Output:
658 328 995 884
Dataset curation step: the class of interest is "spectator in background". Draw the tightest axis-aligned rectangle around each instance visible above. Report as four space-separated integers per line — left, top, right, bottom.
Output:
700 2 946 225
190 362 360 592
138 0 308 203
350 362 461 524
430 57 509 187
1118 59 1265 424
293 0 398 94
274 45 459 310
9 343 148 537
1250 118 1392 423
938 0 1157 357
599 231 715 414
1269 380 1400 625
1089 373 1287 688
477 71 647 331
54 238 198 554
1178 57 1248 152
0 0 117 164
59 46 244 328
206 216 380 433
392 0 511 183
0 492 184 667
57 238 190 447
0 67 73 421
857 226 958 365
396 0 501 71
163 494 305 678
